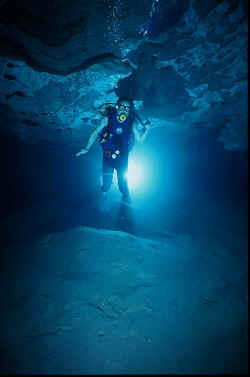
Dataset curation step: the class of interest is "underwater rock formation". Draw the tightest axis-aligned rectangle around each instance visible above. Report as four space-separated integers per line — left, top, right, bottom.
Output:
0 0 248 150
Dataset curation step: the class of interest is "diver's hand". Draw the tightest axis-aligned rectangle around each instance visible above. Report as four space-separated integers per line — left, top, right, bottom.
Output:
75 148 89 157
144 120 151 128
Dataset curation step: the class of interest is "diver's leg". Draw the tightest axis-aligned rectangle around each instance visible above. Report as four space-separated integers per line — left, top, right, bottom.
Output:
99 158 114 211
117 158 130 202
101 158 114 193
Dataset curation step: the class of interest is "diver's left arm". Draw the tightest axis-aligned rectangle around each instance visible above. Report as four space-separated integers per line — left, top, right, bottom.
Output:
133 118 151 143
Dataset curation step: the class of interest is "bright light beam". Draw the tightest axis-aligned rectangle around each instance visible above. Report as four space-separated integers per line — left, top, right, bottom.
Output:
126 158 145 189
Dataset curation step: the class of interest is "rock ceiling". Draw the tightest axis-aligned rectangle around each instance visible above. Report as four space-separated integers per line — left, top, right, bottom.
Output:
0 0 248 150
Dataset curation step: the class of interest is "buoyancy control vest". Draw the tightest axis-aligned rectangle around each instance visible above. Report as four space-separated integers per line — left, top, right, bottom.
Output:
99 106 135 157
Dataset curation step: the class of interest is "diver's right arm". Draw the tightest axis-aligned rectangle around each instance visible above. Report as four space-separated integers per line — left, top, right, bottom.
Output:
75 118 107 156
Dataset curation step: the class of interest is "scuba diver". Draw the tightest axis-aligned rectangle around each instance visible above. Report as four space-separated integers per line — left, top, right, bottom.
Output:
75 97 150 206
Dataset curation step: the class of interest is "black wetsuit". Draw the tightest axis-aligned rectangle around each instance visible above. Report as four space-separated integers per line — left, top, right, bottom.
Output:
99 107 135 196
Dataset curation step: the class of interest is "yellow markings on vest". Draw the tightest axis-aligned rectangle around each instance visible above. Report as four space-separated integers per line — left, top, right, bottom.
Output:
119 114 127 122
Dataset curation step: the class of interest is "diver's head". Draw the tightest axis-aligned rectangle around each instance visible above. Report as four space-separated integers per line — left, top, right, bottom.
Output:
116 97 134 122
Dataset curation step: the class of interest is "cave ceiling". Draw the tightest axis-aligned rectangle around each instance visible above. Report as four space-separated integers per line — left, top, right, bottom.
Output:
0 0 248 150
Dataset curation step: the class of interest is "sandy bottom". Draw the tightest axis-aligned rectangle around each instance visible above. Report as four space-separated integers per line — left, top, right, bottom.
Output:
0 199 248 374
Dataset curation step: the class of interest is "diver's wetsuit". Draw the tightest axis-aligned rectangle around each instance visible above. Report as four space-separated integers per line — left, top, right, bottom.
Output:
100 107 135 197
